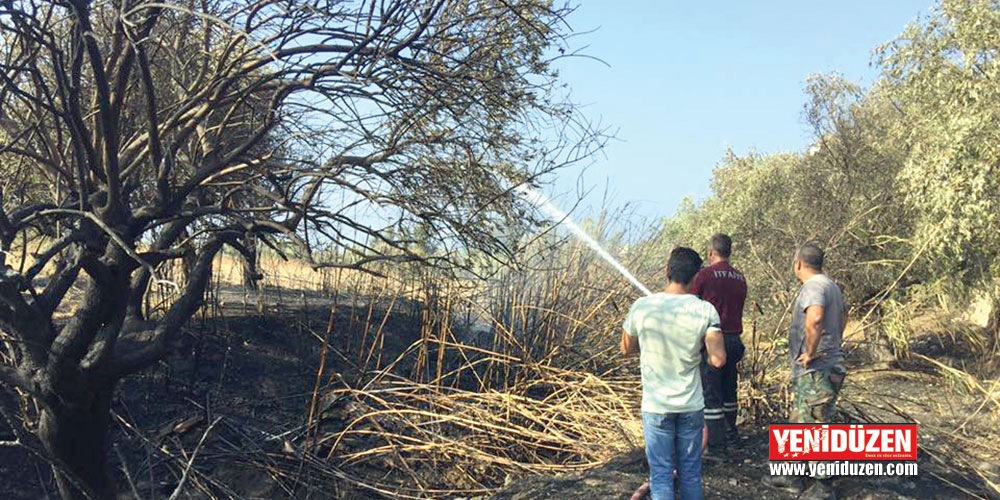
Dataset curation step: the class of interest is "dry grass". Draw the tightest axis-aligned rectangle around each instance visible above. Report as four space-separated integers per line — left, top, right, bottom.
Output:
306 351 642 498
16 231 1000 500
235 236 1000 500
210 252 405 294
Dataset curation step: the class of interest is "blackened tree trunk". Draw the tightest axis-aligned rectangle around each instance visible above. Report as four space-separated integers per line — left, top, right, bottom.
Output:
38 383 117 500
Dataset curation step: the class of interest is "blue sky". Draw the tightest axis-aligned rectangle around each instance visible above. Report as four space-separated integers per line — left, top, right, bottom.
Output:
548 1 935 221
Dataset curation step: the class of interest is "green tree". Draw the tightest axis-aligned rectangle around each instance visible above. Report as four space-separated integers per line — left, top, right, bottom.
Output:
652 74 910 321
877 0 1000 292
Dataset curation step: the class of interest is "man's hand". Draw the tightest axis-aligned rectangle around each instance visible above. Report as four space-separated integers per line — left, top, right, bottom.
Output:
621 329 640 357
796 350 823 368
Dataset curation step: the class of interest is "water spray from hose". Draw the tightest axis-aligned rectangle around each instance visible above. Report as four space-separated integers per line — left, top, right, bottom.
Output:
515 185 653 297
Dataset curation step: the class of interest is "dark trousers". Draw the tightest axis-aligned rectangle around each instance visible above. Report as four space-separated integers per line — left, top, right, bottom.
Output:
701 335 745 448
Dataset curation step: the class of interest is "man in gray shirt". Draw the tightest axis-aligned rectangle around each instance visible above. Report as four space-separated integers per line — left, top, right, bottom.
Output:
763 242 847 500
789 244 846 379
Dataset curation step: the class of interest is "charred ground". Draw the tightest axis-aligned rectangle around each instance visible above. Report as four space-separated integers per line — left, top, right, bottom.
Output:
2 286 997 500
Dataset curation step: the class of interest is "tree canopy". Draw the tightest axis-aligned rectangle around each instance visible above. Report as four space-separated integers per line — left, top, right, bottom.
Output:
655 0 1000 332
0 1 599 498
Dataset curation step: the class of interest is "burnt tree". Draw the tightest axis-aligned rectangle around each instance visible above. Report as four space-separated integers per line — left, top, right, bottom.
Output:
0 0 599 498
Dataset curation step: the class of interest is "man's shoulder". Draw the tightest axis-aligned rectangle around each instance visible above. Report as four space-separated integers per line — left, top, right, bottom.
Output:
628 296 649 314
655 294 707 310
692 266 711 284
727 262 746 277
821 275 846 302
705 261 746 280
695 265 714 276
798 275 842 303
632 292 665 304
629 293 665 312
809 274 841 292
699 262 723 275
687 295 719 317
722 262 747 279
823 274 844 291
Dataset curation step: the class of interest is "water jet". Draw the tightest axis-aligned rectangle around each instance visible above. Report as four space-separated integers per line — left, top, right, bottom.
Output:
515 185 652 297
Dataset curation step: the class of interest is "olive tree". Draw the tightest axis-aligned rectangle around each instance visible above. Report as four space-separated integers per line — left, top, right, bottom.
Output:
654 75 910 318
877 0 1000 294
0 0 599 498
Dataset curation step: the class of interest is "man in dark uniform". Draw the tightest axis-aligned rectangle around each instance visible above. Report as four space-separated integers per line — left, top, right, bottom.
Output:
691 234 747 457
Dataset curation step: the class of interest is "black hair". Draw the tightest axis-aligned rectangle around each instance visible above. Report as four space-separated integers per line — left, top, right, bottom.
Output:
797 242 824 270
668 247 703 285
710 233 732 258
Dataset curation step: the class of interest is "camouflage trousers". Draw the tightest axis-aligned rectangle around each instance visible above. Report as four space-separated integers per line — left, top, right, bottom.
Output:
789 364 847 479
790 364 847 424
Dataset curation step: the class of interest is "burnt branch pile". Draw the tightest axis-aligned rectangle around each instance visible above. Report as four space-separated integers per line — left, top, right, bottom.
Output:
290 350 642 499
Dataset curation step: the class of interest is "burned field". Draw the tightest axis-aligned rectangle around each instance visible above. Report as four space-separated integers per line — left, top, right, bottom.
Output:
1 1 1000 500
2 271 998 500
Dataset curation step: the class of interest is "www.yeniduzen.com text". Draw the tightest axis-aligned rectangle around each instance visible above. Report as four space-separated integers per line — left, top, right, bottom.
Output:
769 461 918 476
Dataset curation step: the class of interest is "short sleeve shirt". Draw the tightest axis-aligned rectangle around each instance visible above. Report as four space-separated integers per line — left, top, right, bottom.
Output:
789 274 846 378
624 293 722 413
